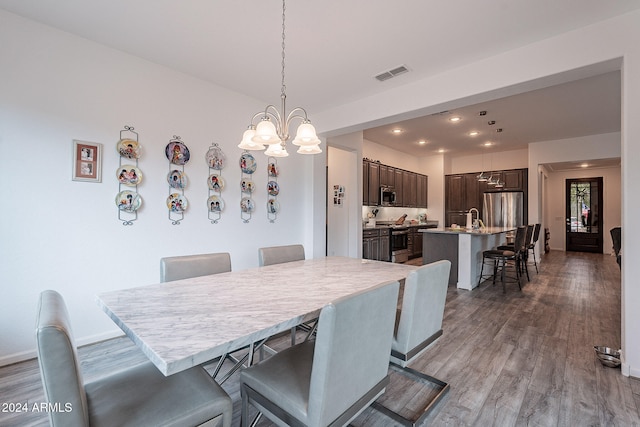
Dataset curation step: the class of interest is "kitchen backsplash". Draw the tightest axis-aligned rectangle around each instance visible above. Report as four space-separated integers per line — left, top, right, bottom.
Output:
362 206 429 223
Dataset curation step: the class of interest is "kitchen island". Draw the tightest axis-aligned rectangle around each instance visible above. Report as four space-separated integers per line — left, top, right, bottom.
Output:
420 227 515 290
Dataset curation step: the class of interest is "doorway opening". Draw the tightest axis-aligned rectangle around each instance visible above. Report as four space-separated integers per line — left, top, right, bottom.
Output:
566 177 603 252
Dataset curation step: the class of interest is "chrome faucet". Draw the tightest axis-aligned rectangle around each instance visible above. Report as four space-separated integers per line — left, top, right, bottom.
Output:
467 208 479 229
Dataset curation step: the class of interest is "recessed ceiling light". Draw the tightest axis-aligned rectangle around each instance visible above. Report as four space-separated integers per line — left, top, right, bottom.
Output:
449 117 461 122
418 140 427 145
391 128 403 134
437 148 445 153
581 163 589 168
469 131 479 137
483 142 493 146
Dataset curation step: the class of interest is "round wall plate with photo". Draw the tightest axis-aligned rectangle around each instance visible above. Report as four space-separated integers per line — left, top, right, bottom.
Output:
240 153 257 174
116 165 143 186
167 169 188 189
116 190 142 212
240 197 255 213
241 179 255 194
206 145 226 170
165 141 191 165
267 198 280 214
117 139 140 159
167 193 188 212
208 174 225 191
267 180 280 196
207 195 224 212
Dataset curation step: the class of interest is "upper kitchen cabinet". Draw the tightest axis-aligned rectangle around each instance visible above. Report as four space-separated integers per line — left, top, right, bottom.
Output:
362 160 427 208
403 171 417 207
394 168 404 206
379 164 395 187
416 173 428 208
363 160 380 206
444 168 527 226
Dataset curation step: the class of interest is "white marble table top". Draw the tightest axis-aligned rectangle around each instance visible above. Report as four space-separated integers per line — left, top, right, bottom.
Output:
97 257 417 376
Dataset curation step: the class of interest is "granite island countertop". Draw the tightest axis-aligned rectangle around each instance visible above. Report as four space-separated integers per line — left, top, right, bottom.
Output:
421 226 515 235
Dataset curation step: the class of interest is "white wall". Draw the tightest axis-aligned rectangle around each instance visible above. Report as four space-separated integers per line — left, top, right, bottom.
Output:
327 147 358 257
448 149 529 175
0 11 314 364
314 11 640 376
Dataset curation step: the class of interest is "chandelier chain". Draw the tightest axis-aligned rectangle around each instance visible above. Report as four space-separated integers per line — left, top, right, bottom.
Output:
281 0 286 98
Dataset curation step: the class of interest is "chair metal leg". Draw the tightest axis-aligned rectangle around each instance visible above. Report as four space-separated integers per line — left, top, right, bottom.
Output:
372 364 450 427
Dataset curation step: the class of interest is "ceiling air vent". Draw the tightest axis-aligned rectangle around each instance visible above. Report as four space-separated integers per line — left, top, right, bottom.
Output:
375 65 409 82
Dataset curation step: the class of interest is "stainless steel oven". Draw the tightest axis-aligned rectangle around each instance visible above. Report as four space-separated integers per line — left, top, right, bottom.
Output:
391 227 409 263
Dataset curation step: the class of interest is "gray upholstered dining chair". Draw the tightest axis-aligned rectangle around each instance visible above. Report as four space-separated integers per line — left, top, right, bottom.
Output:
160 252 231 282
372 260 451 426
258 244 308 344
36 290 232 427
258 244 305 266
240 280 400 427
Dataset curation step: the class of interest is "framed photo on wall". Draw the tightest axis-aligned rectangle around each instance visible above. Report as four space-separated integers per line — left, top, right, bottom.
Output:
72 140 102 182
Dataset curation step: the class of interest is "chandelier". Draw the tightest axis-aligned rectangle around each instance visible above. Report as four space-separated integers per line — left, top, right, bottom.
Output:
238 0 321 157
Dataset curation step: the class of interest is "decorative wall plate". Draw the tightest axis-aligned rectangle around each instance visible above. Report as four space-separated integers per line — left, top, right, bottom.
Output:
240 153 257 174
267 198 280 214
268 162 279 177
167 193 188 212
241 179 255 194
115 190 142 212
167 170 188 189
117 139 140 159
240 197 255 213
207 195 224 212
116 165 143 186
208 174 225 191
267 180 280 196
165 141 191 165
206 146 226 170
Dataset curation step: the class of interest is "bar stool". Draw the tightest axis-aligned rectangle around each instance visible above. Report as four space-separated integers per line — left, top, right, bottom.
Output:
497 224 533 281
478 226 527 293
527 223 542 273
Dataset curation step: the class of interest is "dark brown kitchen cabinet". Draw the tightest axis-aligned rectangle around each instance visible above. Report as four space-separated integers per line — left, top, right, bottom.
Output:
394 168 404 206
502 169 525 191
379 228 390 262
403 171 417 207
363 160 381 206
362 228 390 262
445 174 465 212
417 173 428 208
363 161 369 205
379 164 394 188
407 227 425 259
445 168 528 226
362 160 428 208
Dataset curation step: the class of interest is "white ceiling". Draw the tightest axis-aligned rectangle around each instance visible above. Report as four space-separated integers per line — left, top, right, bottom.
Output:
0 0 634 165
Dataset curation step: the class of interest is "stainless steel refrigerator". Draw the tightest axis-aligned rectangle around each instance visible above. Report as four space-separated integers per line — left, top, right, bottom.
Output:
483 191 524 228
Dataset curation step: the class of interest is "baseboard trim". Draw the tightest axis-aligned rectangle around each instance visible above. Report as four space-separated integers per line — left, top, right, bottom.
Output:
0 329 125 368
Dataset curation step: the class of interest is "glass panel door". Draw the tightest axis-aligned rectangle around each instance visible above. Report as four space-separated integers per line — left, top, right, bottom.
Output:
566 177 603 252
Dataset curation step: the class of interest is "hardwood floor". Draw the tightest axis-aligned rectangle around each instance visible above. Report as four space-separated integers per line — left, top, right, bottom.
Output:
1 251 637 426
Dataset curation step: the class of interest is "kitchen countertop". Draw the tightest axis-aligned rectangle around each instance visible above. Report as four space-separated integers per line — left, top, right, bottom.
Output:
421 226 515 235
365 221 439 230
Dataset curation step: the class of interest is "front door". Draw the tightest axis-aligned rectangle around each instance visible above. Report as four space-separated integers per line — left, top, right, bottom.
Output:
566 177 603 253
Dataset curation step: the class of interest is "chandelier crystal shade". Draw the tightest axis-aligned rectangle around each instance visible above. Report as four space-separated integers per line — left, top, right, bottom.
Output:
238 0 321 157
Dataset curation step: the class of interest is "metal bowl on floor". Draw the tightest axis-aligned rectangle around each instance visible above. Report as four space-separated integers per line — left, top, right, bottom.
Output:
594 346 621 367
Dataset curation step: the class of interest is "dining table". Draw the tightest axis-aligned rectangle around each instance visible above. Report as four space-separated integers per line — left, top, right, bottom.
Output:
96 256 417 377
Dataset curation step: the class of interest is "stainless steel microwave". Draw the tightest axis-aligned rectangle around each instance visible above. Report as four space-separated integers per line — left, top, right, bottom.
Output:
380 186 396 206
